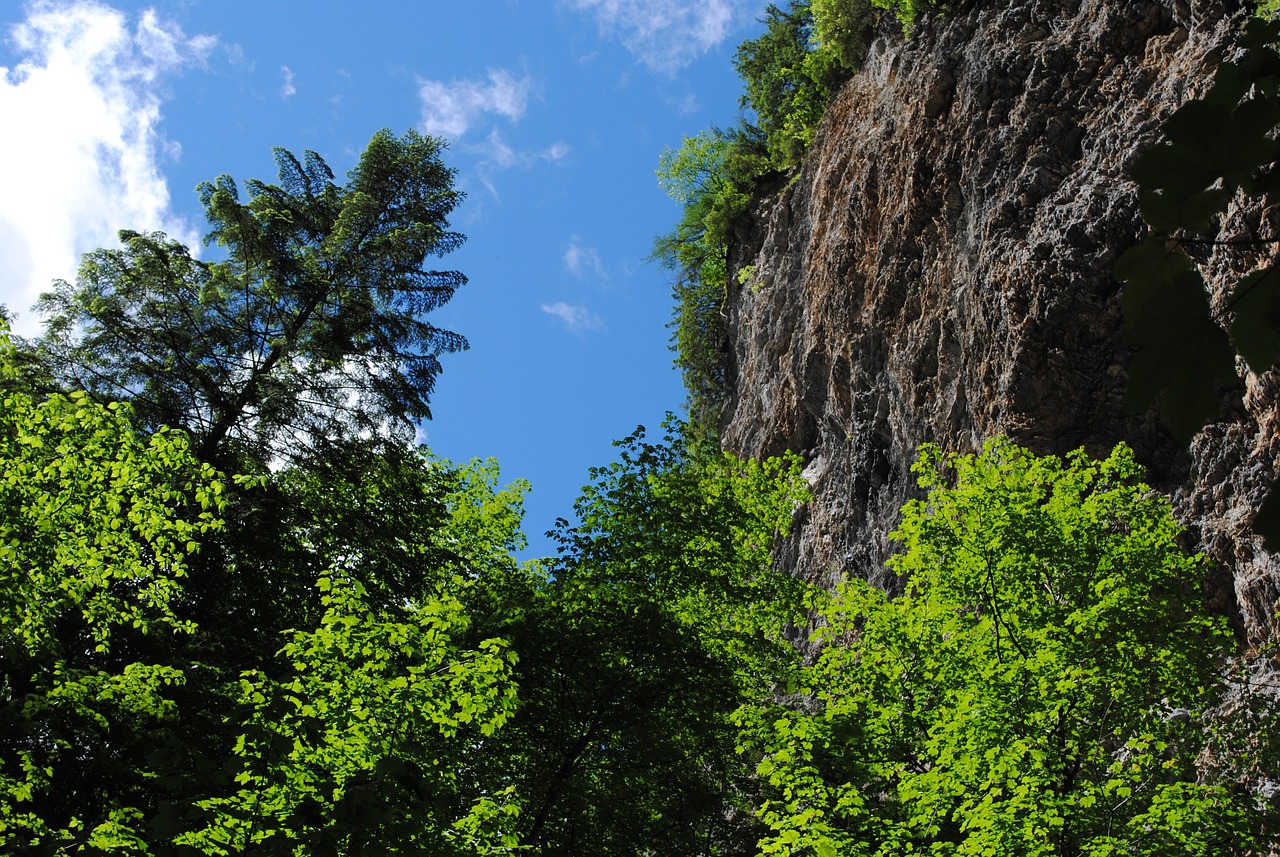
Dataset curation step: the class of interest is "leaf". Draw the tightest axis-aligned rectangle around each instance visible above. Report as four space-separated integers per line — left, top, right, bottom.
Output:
1130 81 1280 232
1118 240 1237 440
1229 265 1280 372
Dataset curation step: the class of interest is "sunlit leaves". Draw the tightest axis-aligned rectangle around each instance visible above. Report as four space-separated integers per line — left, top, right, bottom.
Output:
499 419 813 854
739 439 1258 856
0 326 227 853
177 575 520 856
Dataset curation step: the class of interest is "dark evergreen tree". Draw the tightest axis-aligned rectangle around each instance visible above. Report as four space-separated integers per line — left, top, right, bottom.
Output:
35 129 467 471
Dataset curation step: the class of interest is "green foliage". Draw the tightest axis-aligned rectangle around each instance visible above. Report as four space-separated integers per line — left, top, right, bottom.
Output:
34 129 467 470
1 307 543 852
735 3 851 170
737 439 1262 855
487 420 815 854
0 325 229 852
740 0 943 168
653 129 767 440
176 575 520 856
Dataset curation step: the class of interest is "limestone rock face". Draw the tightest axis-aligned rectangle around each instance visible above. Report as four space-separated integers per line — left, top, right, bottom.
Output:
720 0 1280 648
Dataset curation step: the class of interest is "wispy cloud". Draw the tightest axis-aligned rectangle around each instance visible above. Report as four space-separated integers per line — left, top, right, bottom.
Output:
418 68 532 139
470 129 571 175
563 237 606 281
567 0 760 73
280 64 295 98
542 141 570 162
0 0 214 335
541 301 604 333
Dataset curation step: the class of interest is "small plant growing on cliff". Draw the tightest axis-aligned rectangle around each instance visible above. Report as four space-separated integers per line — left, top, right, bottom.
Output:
736 439 1266 855
656 0 949 445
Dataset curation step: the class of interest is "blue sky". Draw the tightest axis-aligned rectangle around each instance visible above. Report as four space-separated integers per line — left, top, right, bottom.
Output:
0 0 770 556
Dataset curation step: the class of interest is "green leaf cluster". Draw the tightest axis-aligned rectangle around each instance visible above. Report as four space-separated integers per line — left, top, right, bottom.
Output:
0 324 227 852
176 576 520 856
476 420 817 855
736 439 1267 855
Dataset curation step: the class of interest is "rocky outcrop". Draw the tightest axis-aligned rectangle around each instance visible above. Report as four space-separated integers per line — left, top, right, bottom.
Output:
720 0 1280 650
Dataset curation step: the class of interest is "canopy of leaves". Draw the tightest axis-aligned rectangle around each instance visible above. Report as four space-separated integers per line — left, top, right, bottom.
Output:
483 420 814 855
0 325 228 852
175 575 521 857
736 439 1266 856
34 129 467 471
0 311 539 852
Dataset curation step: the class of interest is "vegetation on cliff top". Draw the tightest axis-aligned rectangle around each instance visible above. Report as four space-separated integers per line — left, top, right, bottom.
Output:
653 0 947 443
4 3 1280 853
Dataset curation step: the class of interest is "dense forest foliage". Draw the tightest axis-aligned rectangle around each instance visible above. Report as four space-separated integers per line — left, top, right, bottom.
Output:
4 1 1280 854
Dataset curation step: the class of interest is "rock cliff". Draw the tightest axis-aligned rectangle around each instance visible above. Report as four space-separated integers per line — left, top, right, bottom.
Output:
721 0 1280 652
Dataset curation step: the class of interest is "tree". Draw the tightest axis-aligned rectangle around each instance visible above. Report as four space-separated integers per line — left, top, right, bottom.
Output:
0 318 539 853
0 324 231 852
34 129 467 470
174 575 521 857
735 3 850 170
738 439 1265 855
653 129 766 442
478 421 813 855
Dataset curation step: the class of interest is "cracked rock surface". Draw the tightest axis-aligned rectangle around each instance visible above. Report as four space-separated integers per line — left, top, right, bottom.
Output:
720 0 1280 651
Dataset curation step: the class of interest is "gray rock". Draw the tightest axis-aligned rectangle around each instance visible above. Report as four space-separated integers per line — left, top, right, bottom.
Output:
720 0 1279 656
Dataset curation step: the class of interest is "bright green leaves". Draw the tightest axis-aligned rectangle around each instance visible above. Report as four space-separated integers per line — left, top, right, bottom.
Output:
1115 237 1237 441
0 326 228 853
178 575 520 856
495 420 813 854
0 384 223 659
1120 17 1280 443
739 440 1256 856
654 129 765 439
0 306 539 855
735 2 850 170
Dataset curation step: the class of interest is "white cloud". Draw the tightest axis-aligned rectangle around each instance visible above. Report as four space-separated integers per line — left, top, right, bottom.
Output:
477 128 519 169
469 130 571 177
563 237 606 280
542 141 570 162
280 64 295 98
418 68 532 140
0 0 213 335
567 0 759 73
541 301 604 333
